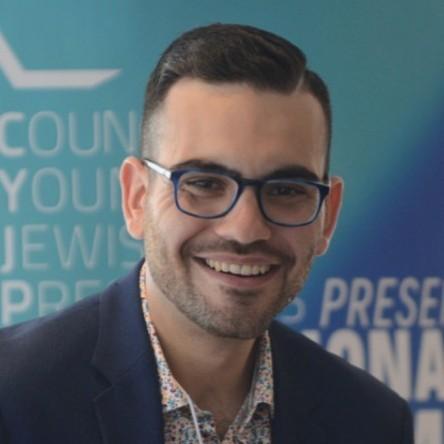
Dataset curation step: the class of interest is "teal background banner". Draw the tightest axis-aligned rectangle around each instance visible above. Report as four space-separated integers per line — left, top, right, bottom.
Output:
1 2 443 442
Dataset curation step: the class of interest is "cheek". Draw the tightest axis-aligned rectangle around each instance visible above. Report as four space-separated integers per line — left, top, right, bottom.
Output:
148 185 176 217
147 195 209 257
281 224 322 257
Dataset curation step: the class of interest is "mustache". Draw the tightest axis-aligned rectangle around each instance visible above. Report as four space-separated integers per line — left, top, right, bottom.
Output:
184 239 296 265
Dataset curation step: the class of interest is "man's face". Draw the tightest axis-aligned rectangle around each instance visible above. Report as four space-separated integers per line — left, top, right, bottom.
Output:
122 79 342 339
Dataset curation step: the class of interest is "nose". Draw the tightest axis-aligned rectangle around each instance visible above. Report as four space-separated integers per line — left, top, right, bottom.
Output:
213 187 272 244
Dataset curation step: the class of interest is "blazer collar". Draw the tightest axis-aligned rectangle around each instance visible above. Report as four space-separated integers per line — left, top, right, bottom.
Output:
270 321 327 444
92 260 164 444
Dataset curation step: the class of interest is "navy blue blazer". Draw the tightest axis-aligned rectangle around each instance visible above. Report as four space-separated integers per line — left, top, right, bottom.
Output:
0 262 413 443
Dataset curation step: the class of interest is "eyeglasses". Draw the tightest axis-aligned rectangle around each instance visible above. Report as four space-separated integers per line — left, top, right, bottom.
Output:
143 158 330 227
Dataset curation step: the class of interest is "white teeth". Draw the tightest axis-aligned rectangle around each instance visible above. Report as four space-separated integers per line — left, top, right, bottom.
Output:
205 259 271 276
240 265 252 276
229 264 241 274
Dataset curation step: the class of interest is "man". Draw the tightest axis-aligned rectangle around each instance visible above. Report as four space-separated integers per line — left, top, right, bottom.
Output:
0 24 413 443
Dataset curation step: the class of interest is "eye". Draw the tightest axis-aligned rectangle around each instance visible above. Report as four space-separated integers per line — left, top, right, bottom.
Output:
183 176 225 190
266 182 309 197
180 173 230 196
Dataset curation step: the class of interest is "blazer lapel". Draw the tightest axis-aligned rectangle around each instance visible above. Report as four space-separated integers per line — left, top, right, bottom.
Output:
270 322 327 444
94 352 164 444
91 261 164 444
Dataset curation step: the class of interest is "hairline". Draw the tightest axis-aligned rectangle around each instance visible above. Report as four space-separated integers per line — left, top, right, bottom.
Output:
141 78 330 179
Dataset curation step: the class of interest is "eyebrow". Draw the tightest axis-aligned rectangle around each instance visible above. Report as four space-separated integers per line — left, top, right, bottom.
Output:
170 159 321 182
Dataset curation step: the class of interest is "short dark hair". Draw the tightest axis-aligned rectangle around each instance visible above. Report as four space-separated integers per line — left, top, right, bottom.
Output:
141 23 331 177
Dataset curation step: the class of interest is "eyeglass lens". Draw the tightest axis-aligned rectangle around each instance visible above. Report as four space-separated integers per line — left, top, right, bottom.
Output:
176 171 321 225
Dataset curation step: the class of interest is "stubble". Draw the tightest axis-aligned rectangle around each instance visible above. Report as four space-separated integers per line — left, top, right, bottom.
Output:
144 218 315 339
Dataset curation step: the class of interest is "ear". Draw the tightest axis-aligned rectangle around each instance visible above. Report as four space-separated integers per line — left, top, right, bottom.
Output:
315 176 344 256
120 156 148 240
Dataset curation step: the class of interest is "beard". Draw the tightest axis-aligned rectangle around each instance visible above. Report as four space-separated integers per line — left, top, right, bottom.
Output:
144 218 315 340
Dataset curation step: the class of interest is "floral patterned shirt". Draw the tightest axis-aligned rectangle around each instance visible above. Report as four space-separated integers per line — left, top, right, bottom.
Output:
139 263 274 443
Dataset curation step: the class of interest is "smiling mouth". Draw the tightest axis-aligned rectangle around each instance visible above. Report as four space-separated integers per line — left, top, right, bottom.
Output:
203 259 273 277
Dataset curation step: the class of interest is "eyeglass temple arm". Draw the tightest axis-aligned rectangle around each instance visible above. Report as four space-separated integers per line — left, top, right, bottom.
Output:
143 159 172 179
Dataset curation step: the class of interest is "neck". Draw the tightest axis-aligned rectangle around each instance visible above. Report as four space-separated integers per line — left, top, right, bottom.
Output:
163 327 257 404
144 274 260 422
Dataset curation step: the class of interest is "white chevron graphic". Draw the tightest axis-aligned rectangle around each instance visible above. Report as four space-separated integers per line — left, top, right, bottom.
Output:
0 32 120 89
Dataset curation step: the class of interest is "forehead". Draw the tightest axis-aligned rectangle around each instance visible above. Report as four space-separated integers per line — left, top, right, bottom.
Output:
154 79 328 179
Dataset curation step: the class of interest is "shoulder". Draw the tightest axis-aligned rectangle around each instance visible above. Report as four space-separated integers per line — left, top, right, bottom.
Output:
0 294 100 383
0 261 143 388
0 261 143 374
269 321 413 441
270 320 396 396
0 264 146 442
0 292 111 442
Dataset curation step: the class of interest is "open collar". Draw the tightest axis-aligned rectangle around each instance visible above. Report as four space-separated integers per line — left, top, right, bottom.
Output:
89 261 328 444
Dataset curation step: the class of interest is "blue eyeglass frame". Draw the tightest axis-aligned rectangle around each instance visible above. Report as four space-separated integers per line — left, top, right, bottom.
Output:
143 158 330 227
